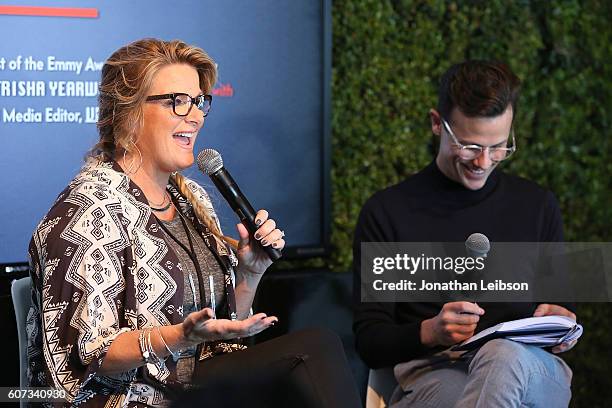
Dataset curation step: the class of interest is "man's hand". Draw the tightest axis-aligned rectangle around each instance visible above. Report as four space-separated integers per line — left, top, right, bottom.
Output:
420 302 485 347
533 303 578 354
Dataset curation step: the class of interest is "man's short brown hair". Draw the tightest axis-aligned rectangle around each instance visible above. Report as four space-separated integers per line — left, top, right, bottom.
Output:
437 60 521 122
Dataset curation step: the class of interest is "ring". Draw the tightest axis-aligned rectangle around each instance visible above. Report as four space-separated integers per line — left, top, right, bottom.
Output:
279 230 285 238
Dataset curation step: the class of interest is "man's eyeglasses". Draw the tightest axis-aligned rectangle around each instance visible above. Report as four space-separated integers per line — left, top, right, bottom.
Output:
442 118 516 162
146 93 212 117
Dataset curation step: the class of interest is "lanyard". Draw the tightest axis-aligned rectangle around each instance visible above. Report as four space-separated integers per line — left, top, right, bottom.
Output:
158 213 207 312
157 194 238 321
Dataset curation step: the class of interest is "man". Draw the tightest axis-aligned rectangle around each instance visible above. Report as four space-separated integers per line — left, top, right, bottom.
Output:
353 60 577 407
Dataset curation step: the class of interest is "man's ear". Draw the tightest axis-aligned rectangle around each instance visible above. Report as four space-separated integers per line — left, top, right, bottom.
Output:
428 109 442 158
429 109 442 136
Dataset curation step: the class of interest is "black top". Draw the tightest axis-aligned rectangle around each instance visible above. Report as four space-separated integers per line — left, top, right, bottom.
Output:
352 161 565 368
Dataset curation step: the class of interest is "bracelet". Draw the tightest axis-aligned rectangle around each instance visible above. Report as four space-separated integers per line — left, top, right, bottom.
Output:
147 328 162 365
155 326 180 362
139 328 162 365
138 328 149 363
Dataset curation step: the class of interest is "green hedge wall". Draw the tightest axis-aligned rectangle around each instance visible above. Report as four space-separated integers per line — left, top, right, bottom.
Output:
326 0 610 406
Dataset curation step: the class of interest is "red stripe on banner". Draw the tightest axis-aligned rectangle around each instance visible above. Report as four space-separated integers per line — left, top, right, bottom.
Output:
0 5 98 18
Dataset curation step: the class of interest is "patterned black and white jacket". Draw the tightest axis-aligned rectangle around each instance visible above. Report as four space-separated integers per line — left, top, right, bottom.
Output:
27 159 237 407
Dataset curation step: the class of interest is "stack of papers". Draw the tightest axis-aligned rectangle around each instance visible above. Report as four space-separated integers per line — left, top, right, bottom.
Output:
452 315 583 352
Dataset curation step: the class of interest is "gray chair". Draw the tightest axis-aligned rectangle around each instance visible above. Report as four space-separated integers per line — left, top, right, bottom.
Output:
11 276 32 397
366 367 397 408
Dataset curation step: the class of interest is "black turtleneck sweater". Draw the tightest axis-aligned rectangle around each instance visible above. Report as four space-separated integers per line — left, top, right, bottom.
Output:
352 161 565 369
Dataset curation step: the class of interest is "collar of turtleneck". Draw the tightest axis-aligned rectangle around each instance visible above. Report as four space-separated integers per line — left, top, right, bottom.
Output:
422 160 500 207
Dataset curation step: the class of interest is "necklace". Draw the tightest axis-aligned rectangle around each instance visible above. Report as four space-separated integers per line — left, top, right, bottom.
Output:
157 197 238 321
150 191 172 212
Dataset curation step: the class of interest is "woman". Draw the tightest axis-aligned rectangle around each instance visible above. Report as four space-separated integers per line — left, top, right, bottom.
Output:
28 39 360 407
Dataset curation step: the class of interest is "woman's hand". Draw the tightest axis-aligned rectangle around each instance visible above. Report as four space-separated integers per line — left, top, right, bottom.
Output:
180 308 278 346
235 209 285 275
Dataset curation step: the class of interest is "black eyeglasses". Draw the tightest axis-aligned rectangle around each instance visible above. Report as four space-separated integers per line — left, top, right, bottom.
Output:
146 93 212 117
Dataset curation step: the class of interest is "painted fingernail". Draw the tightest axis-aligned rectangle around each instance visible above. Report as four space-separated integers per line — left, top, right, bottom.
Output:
254 233 261 240
272 242 278 248
255 219 262 226
261 239 268 246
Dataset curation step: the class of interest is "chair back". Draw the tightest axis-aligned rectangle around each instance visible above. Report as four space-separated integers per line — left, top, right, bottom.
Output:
11 276 32 393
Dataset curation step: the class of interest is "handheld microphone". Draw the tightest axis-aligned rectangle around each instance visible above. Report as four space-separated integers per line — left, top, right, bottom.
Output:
197 149 282 262
465 233 490 258
461 232 490 308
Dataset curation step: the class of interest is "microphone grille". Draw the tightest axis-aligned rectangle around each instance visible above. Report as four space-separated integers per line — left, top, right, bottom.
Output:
465 233 491 254
197 149 223 175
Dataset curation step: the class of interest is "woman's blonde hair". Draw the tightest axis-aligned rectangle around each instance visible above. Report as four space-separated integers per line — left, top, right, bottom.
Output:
91 38 230 244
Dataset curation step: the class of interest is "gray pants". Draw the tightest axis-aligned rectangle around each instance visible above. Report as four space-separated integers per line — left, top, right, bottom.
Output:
390 339 573 408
